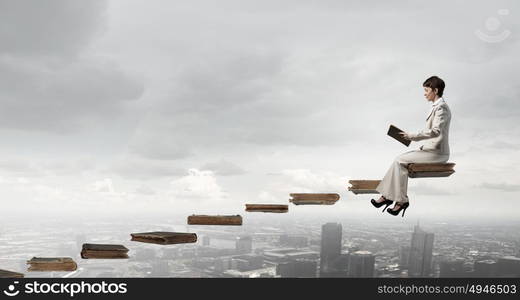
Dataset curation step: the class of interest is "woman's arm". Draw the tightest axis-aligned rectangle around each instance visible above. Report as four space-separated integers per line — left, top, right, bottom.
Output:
407 105 449 142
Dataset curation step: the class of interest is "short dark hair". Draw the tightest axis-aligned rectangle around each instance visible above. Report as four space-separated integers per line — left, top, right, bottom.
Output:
423 76 445 97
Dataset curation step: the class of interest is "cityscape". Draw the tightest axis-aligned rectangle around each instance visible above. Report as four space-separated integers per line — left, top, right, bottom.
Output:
1 0 519 289
1 213 519 278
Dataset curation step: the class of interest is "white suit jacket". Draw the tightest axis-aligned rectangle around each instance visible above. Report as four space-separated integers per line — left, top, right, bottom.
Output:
408 98 451 155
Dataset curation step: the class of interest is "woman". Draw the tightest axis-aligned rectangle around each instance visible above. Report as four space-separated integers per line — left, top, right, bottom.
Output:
371 76 451 217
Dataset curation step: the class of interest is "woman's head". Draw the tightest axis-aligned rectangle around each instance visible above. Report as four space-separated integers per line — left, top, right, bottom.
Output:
423 76 445 101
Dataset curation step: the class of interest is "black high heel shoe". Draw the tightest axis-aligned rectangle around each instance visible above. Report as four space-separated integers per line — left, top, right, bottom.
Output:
387 202 410 217
370 196 393 213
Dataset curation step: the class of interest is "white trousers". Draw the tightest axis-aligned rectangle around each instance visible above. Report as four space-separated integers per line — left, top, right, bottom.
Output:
375 150 449 203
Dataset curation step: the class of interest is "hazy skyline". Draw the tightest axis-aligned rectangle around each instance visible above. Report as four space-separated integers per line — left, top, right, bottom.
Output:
1 0 519 220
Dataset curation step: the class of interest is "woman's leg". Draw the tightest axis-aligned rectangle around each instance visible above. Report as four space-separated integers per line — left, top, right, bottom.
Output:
375 160 410 203
397 150 449 165
376 150 449 204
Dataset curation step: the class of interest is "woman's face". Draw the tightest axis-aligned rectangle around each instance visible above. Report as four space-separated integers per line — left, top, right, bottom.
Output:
423 86 438 102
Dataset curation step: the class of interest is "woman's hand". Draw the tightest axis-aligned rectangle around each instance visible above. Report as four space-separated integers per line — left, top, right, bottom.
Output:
399 132 412 141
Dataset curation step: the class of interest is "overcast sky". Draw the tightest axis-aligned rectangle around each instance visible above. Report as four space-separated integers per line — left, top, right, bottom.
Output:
0 0 519 220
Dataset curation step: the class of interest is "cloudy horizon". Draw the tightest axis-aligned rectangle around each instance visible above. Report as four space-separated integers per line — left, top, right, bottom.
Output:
1 0 519 221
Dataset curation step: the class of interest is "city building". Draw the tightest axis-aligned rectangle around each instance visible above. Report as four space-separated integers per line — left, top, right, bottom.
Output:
473 259 497 277
399 245 411 269
276 259 317 278
263 248 319 264
279 234 308 248
439 258 465 277
408 224 434 277
320 223 343 277
348 250 375 277
496 256 520 277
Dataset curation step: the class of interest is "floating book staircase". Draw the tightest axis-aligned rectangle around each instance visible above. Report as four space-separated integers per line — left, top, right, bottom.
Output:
289 193 340 205
0 269 24 278
407 162 456 178
27 257 77 272
348 180 381 194
187 215 243 226
348 163 456 194
81 244 129 259
130 232 197 245
245 204 288 213
2 155 456 276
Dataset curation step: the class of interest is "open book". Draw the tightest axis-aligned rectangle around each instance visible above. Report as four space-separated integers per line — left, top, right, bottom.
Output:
387 124 411 146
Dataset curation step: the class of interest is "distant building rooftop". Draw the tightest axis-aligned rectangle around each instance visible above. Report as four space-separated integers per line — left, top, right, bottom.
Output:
352 250 373 256
500 256 520 262
263 248 319 260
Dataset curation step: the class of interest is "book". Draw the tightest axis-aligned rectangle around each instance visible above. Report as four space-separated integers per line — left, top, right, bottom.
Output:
130 232 197 245
387 125 411 146
348 180 381 194
187 215 243 226
0 269 24 278
27 257 77 272
81 243 129 259
289 193 340 205
245 204 289 213
408 162 456 178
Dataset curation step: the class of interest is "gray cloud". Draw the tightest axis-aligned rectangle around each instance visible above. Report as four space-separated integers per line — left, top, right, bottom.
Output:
480 182 520 192
127 49 397 161
200 159 246 176
409 183 455 196
107 156 186 180
127 128 196 161
0 58 144 133
0 0 144 133
0 159 42 177
487 141 520 150
0 0 107 58
2 0 520 218
39 158 97 176
134 185 156 195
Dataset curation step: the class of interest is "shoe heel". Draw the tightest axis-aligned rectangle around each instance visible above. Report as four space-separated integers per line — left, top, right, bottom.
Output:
382 202 391 213
401 206 408 217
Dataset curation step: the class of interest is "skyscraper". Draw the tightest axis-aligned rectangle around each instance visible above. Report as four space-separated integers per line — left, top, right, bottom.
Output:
320 222 342 277
347 250 375 277
399 245 411 269
408 224 434 277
